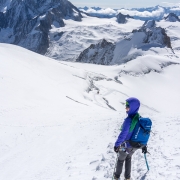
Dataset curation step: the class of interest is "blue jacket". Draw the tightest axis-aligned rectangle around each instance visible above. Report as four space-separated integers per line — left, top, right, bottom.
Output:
115 97 140 147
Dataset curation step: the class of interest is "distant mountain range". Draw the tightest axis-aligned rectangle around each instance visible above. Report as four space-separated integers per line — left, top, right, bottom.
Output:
0 1 179 63
164 13 180 22
76 20 172 65
79 5 180 21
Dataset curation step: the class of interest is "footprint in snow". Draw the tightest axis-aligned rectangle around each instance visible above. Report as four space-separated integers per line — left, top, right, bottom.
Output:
92 177 97 180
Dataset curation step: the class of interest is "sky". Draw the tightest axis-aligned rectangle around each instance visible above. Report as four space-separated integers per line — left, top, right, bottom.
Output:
70 0 180 8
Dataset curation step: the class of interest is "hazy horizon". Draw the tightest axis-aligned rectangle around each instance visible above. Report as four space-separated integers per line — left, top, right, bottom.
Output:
70 0 180 9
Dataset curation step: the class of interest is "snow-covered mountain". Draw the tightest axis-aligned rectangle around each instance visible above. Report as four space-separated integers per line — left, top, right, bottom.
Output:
76 20 173 65
134 20 171 48
45 14 180 62
0 0 82 54
165 12 180 22
1 2 180 62
1 43 180 180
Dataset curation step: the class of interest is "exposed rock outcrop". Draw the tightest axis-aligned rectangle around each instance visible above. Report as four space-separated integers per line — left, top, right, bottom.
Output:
142 20 156 28
76 39 115 65
116 13 133 24
0 0 82 54
164 13 180 22
133 20 171 48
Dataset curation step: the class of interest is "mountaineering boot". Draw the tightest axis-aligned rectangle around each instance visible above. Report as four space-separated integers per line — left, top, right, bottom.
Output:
113 173 119 180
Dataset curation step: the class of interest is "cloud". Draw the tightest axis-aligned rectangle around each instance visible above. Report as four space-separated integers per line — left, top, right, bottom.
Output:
79 5 180 20
85 8 116 15
117 6 165 18
170 7 180 11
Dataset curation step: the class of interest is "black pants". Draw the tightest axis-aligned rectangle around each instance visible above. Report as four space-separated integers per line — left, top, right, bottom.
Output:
115 148 137 179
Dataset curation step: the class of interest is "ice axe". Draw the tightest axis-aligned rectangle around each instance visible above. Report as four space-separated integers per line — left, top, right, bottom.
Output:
144 153 149 171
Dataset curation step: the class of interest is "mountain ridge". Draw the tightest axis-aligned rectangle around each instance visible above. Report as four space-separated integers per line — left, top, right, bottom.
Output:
0 0 82 54
79 5 180 21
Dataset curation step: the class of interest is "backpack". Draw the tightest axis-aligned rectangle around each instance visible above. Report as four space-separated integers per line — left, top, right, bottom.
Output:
129 117 152 148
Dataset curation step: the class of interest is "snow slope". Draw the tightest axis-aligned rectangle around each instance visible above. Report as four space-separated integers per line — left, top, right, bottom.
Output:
0 43 180 180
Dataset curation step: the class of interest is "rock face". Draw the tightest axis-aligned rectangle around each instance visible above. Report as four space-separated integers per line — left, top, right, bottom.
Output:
142 19 156 28
116 13 133 24
165 13 180 22
0 0 82 54
143 20 171 48
133 20 172 48
76 39 115 65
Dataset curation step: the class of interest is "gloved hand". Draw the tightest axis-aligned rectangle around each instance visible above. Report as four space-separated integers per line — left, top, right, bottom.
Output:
114 146 120 153
142 146 147 154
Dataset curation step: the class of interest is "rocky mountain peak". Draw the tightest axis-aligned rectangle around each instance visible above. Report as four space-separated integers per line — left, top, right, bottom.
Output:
164 13 180 22
0 0 82 54
143 27 171 48
96 39 112 48
142 20 156 29
133 19 171 48
76 39 115 65
116 13 133 24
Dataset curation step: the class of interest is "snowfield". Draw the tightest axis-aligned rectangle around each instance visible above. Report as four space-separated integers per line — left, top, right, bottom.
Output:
0 43 180 180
